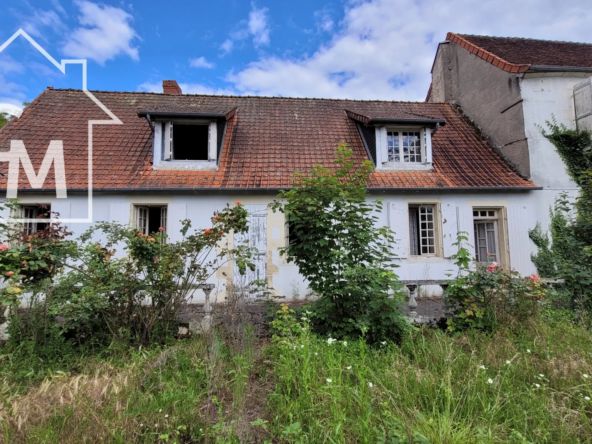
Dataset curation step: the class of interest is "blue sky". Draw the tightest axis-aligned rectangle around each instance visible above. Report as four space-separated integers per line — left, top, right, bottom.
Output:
2 0 592 115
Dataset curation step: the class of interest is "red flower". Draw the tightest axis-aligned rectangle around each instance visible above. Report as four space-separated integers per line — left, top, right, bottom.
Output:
0 244 8 251
6 271 14 276
205 228 211 234
215 215 220 220
236 201 241 205
530 274 541 281
154 257 158 262
158 227 165 231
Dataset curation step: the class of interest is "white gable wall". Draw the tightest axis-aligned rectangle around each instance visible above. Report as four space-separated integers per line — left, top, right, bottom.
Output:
520 75 583 229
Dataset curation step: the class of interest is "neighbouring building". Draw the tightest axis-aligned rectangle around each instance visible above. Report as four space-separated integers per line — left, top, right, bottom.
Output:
0 80 539 301
427 33 592 233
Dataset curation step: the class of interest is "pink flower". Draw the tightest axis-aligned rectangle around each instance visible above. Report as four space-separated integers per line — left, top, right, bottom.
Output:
0 244 8 251
486 262 498 272
6 271 14 276
154 257 158 263
530 274 541 281
158 227 165 231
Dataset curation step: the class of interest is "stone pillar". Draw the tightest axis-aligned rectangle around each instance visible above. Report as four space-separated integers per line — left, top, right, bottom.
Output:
406 284 418 318
199 284 215 334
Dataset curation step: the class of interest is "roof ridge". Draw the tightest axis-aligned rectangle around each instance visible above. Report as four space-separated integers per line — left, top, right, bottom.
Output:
456 33 592 47
48 87 450 105
447 32 531 74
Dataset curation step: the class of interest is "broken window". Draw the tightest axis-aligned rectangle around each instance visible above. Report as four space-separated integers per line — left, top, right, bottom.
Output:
409 204 436 256
134 205 168 235
21 204 51 235
162 121 217 162
473 209 500 263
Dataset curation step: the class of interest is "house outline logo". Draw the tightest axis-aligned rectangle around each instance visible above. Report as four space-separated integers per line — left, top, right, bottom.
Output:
0 28 122 223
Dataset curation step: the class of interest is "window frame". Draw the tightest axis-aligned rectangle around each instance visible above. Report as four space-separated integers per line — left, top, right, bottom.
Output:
375 126 433 171
18 204 51 235
133 204 168 236
407 202 442 258
471 207 509 268
386 130 424 164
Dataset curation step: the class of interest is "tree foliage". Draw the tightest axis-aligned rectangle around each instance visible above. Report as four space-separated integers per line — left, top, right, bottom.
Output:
270 144 408 344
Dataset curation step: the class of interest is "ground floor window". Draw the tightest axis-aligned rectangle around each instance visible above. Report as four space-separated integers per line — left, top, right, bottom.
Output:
409 204 436 256
473 209 500 263
134 204 168 235
21 204 51 235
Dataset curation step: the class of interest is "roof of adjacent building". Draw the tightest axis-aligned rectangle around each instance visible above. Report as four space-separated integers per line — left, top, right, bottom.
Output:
447 32 592 74
0 88 536 191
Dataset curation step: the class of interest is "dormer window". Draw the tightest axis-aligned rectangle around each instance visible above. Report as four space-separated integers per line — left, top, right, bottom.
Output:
375 126 432 171
139 109 234 172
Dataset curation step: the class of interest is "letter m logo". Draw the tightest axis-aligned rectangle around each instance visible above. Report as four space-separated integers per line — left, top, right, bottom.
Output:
0 140 67 199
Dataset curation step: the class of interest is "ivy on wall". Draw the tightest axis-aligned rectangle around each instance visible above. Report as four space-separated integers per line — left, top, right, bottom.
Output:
529 120 592 308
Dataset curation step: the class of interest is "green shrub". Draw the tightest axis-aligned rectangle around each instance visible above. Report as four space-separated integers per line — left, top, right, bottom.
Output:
270 145 408 344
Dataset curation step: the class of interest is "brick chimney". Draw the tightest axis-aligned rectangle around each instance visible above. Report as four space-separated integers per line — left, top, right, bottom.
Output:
163 80 182 95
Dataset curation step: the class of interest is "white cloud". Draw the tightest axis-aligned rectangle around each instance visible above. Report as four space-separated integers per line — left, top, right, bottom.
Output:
223 0 592 101
19 8 66 39
63 1 139 65
314 8 334 33
248 4 270 47
138 81 236 96
0 103 24 118
189 56 215 69
220 3 270 54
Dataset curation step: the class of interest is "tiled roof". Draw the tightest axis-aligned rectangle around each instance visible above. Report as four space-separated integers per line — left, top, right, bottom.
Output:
0 88 535 191
449 33 592 73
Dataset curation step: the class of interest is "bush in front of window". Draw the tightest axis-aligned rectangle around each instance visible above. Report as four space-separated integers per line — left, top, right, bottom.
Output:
270 144 408 345
445 234 547 332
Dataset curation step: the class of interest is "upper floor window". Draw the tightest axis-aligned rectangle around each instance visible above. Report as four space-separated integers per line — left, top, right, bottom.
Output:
387 131 422 163
375 127 433 171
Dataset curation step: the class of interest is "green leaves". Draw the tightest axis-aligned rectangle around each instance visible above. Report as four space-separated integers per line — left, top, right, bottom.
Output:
270 144 407 343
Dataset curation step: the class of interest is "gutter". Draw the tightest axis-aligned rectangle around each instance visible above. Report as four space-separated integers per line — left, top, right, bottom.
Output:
368 117 446 127
11 186 542 194
528 65 592 73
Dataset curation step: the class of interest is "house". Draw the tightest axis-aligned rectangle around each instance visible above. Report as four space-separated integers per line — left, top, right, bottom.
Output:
427 33 592 233
0 79 539 301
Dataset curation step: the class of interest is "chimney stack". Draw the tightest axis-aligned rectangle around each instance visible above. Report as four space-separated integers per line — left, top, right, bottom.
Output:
163 80 182 95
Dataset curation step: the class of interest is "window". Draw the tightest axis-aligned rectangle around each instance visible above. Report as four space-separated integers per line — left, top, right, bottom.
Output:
162 121 217 162
473 209 500 263
408 205 436 255
20 204 51 235
134 205 168 235
387 131 422 163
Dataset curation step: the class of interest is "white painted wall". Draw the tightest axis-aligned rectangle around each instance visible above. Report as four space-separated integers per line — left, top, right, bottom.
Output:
6 190 541 301
521 76 583 230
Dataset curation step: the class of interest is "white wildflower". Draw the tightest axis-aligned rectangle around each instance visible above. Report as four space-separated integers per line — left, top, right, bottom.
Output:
505 360 511 365
585 396 591 401
140 424 143 427
368 382 373 388
479 365 486 370
346 366 352 370
314 352 318 356
326 378 332 383
535 383 540 388
155 424 158 428
583 374 589 379
165 414 168 418
381 341 387 345
343 341 347 347
159 409 162 413
487 378 493 384
328 338 336 345
539 374 544 377
301 345 304 348
527 349 531 353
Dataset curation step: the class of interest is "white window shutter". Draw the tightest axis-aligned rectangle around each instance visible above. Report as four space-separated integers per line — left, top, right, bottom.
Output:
456 205 475 259
375 127 387 165
208 121 217 161
440 202 457 258
388 201 408 259
424 128 433 164
164 121 173 160
507 205 534 275
167 203 186 242
109 203 131 225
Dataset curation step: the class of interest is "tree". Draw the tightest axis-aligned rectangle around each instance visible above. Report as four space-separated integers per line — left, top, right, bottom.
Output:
0 112 9 129
270 144 408 344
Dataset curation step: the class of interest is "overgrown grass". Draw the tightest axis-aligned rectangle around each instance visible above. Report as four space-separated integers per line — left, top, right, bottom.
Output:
1 313 591 443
